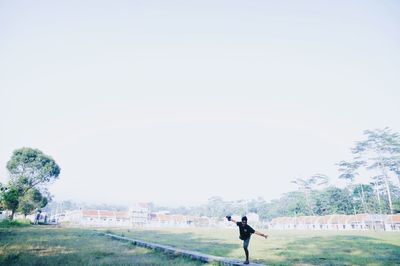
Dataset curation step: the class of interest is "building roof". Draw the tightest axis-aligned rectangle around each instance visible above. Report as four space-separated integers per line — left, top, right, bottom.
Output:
384 214 400 223
81 209 130 219
82 210 99 218
269 214 400 226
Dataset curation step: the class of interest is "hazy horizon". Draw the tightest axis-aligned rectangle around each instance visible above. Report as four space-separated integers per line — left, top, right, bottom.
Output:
1 1 400 207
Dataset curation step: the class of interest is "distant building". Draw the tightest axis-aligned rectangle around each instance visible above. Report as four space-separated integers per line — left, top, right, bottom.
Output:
269 214 400 231
148 213 210 227
64 209 131 227
130 203 150 225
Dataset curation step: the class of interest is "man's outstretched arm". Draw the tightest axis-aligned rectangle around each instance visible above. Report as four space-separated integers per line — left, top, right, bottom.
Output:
254 231 268 239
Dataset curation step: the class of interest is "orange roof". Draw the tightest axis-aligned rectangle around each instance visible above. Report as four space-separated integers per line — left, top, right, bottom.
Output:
296 216 307 223
153 213 171 222
346 214 368 223
270 217 289 224
115 211 130 219
330 215 348 224
385 215 400 223
269 214 400 225
82 210 99 218
98 210 115 218
172 215 186 222
194 217 209 224
81 209 130 219
304 216 318 224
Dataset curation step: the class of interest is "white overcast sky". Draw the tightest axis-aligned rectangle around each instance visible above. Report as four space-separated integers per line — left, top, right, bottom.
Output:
1 0 399 206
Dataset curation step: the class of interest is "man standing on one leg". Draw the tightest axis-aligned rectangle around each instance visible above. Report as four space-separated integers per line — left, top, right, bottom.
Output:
226 215 268 265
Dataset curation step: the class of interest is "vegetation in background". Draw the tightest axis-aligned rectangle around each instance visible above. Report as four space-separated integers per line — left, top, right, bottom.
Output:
3 129 400 221
0 219 31 228
0 148 60 219
150 128 400 219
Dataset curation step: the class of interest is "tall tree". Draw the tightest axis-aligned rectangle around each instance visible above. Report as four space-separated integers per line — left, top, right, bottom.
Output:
7 148 61 192
384 155 400 186
352 128 400 214
322 186 354 215
0 184 20 219
18 188 49 217
337 160 367 213
3 148 60 219
291 174 328 215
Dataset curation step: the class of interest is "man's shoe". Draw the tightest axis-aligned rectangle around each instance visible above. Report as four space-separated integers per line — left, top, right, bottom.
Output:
244 260 249 265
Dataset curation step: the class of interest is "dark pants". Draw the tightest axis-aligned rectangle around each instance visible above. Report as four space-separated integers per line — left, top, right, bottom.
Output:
243 238 250 260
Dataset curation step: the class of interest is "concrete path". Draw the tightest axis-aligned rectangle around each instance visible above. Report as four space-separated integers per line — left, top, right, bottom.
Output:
103 233 265 266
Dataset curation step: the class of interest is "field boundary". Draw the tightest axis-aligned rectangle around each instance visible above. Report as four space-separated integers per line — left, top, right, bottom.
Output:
102 232 265 266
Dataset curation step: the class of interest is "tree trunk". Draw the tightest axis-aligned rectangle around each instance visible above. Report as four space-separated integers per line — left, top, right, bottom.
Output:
383 175 394 214
396 171 400 188
305 190 314 216
381 166 394 214
373 180 382 214
360 185 367 213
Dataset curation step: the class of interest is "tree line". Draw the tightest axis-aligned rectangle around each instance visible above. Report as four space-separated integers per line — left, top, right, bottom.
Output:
2 128 399 221
158 128 400 220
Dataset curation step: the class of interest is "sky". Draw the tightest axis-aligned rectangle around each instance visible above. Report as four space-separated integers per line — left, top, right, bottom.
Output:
1 0 399 206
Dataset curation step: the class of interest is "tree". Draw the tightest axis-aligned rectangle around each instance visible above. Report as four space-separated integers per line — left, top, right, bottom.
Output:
0 183 5 211
323 186 354 215
352 184 376 213
0 185 20 218
291 174 329 215
352 128 400 214
18 188 49 217
7 148 61 192
2 148 60 219
206 196 225 218
384 155 400 186
337 160 367 213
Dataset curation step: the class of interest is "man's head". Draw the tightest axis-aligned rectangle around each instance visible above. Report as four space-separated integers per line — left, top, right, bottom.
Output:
241 216 248 225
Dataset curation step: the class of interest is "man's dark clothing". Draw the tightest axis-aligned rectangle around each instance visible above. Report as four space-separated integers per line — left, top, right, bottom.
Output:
236 222 255 240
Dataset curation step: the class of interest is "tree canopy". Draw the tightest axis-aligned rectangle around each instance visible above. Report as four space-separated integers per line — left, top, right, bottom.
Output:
1 148 60 219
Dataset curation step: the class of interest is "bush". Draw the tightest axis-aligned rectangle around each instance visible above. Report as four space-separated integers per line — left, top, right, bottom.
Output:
0 219 31 228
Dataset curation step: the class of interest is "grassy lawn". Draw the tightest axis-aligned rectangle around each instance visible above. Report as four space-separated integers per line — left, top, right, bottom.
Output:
109 227 400 266
2 221 400 266
0 221 209 266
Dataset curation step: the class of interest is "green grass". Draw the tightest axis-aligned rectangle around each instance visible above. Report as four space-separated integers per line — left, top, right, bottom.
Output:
2 223 400 265
0 219 31 228
0 224 212 266
108 227 400 266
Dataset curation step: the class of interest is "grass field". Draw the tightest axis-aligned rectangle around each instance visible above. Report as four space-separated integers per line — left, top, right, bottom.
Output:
1 221 400 266
109 227 400 266
0 221 210 266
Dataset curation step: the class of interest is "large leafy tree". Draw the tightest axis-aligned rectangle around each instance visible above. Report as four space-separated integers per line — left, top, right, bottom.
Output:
18 188 49 217
291 174 329 215
7 148 61 192
2 148 60 219
352 128 400 214
385 155 400 186
337 160 367 213
323 186 354 214
352 184 377 213
0 185 20 218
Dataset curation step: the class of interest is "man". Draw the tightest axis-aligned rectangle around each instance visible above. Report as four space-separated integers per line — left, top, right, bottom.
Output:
226 215 268 265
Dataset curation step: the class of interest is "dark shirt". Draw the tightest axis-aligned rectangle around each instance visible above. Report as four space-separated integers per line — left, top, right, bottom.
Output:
236 222 255 240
